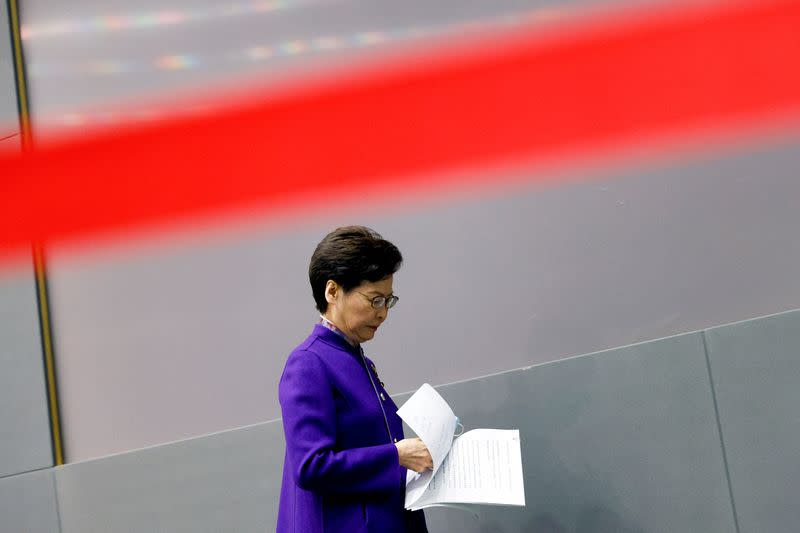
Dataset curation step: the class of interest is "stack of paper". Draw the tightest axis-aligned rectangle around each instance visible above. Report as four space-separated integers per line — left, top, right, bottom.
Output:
397 384 526 511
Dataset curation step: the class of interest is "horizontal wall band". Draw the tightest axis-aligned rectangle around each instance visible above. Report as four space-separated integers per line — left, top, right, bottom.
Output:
1 0 799 257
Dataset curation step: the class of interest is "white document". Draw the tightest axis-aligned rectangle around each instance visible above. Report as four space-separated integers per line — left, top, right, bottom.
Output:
408 429 525 510
397 384 525 511
396 383 458 508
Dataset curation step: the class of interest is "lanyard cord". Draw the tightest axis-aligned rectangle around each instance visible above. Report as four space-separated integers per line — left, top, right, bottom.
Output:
359 346 394 444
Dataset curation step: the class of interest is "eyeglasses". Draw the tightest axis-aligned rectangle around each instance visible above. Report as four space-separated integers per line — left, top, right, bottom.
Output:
354 291 399 309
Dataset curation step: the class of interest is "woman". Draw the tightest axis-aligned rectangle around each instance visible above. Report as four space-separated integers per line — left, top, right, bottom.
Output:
277 226 432 533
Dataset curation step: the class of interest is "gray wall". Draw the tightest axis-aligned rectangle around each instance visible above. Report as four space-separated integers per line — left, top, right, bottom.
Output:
0 468 60 533
55 422 284 533
0 0 19 137
0 271 53 478
6 0 800 528
5 308 800 533
705 311 800 533
17 0 800 463
45 134 800 461
416 332 735 533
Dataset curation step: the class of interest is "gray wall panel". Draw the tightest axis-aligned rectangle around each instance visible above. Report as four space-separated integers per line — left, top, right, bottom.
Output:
0 1 19 134
704 309 800 533
56 421 284 533
0 469 60 533
46 137 800 461
53 331 736 533
0 272 54 477
411 332 736 532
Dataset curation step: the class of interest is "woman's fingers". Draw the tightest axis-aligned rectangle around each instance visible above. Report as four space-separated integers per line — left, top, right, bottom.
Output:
396 437 434 472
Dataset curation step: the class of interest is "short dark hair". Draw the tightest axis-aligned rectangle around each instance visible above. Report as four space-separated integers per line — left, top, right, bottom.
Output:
309 226 403 313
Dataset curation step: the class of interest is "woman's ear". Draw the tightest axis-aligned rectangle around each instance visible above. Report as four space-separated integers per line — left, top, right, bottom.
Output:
324 280 338 305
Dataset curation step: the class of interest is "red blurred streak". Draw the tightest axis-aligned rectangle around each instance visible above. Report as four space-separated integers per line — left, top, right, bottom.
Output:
1 0 800 257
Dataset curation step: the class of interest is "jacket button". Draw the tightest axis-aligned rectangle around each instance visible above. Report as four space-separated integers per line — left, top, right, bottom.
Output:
393 438 398 443
380 393 385 401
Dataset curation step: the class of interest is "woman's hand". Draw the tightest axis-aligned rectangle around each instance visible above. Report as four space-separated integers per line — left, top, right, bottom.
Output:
395 438 433 473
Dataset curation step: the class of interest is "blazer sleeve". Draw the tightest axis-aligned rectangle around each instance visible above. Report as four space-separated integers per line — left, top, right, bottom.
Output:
279 349 401 496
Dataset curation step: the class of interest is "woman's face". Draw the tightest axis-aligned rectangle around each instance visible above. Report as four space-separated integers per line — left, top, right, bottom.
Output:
325 275 394 344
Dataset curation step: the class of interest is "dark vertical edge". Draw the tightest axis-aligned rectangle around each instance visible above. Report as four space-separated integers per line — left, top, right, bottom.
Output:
700 330 740 533
5 0 32 150
7 0 62 464
32 245 65 465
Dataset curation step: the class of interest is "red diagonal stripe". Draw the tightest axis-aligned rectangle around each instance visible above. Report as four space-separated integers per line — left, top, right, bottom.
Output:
2 0 799 257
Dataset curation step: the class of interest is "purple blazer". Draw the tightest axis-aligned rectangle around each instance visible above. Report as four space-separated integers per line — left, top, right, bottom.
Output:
277 324 428 533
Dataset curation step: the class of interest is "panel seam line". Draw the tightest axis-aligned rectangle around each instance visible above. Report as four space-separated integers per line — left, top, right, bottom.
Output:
0 465 52 480
51 465 64 533
702 330 741 533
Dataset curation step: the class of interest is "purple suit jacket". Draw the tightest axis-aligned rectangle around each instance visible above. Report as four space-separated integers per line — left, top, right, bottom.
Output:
277 325 428 533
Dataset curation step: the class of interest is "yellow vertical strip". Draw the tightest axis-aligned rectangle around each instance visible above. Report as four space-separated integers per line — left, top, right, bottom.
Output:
7 0 63 464
7 0 31 150
33 245 65 465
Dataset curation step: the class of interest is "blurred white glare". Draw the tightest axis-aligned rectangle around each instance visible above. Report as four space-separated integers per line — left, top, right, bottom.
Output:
28 11 554 78
29 8 572 131
21 0 315 39
19 0 597 136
